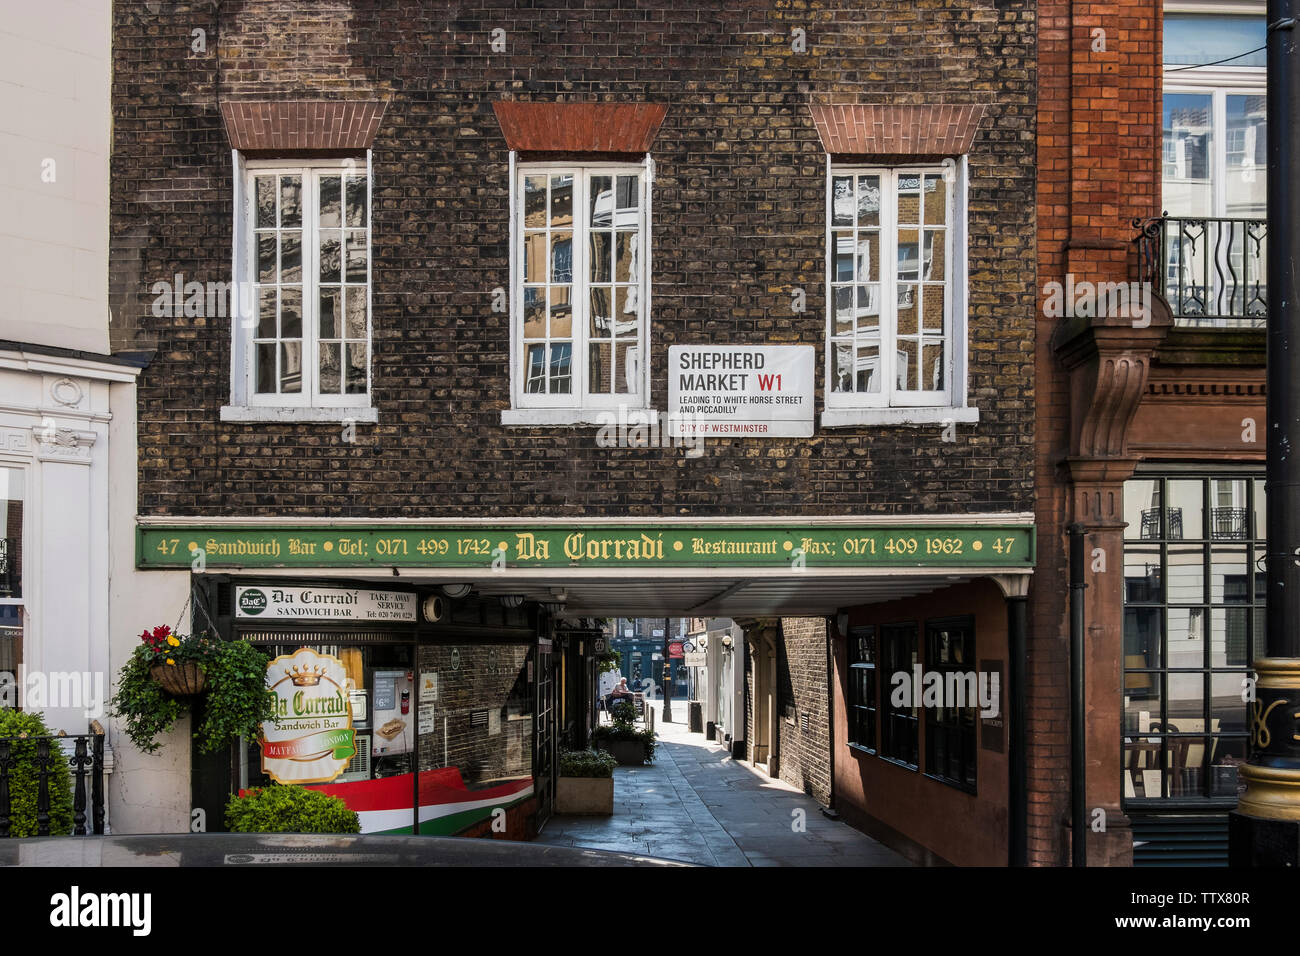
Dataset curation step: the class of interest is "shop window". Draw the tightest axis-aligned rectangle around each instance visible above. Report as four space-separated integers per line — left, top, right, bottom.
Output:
224 158 376 422
847 625 876 752
505 164 650 424
1121 474 1261 802
879 622 919 768
923 617 977 793
823 163 973 426
0 467 23 707
240 636 535 834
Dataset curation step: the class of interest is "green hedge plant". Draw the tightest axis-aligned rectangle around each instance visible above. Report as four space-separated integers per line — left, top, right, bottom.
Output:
0 710 74 837
559 748 616 778
225 784 361 834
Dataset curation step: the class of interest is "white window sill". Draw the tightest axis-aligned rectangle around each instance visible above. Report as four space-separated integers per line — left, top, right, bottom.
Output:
220 405 379 423
820 406 979 428
500 407 649 427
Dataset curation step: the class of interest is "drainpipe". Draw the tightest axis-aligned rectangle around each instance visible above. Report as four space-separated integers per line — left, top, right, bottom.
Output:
1008 593 1028 866
1068 523 1088 867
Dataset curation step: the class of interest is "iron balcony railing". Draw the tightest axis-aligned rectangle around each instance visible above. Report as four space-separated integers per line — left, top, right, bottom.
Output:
0 731 105 837
1134 214 1268 328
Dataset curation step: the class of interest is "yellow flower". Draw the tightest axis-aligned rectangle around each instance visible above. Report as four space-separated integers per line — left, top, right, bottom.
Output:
167 636 180 647
166 658 175 666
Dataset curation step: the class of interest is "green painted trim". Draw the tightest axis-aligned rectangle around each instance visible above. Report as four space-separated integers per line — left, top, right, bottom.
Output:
137 522 1036 571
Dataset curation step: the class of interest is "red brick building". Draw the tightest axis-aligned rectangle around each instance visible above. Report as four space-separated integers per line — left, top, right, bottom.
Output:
1033 0 1266 865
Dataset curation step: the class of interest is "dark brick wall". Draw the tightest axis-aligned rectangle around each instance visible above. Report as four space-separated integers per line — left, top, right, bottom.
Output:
112 0 1036 517
776 616 831 804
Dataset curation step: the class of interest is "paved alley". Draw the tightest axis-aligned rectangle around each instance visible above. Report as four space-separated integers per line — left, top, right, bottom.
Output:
538 701 912 866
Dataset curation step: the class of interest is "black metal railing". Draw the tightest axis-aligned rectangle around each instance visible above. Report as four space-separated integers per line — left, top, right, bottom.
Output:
1134 214 1268 328
1210 507 1250 540
1140 507 1184 540
0 732 105 837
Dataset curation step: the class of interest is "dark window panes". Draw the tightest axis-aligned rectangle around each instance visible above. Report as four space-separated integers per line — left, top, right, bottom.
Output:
1124 545 1162 602
1210 546 1248 602
1167 606 1206 668
1209 672 1250 734
1169 735 1211 796
1125 479 1162 539
1125 736 1167 798
1123 681 1164 733
1209 736 1249 798
1210 479 1249 538
1214 604 1249 667
1165 673 1204 727
1166 544 1205 605
1254 479 1266 540
1166 479 1203 539
1124 606 1162 669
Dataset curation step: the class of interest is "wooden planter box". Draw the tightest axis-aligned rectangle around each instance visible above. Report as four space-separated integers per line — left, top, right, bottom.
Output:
556 776 614 815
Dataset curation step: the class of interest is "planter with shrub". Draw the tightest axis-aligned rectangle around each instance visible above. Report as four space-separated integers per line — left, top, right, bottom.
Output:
556 748 616 814
591 701 656 765
225 783 361 834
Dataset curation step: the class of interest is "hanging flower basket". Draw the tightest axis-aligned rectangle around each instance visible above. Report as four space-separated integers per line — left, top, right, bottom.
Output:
111 623 276 754
150 660 206 697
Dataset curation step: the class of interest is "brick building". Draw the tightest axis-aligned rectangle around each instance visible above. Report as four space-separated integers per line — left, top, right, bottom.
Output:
109 0 1036 855
1034 0 1267 865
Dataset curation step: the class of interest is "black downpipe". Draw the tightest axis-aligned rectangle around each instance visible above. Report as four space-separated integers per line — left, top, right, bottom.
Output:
1068 523 1088 867
1008 595 1028 866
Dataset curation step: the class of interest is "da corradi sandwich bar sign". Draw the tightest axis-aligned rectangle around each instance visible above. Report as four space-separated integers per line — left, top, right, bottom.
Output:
236 586 416 622
262 647 356 784
668 345 814 437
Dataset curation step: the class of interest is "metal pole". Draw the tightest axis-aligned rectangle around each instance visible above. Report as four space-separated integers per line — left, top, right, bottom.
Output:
1233 1 1300 863
1008 595 1029 866
662 617 673 723
1067 523 1087 867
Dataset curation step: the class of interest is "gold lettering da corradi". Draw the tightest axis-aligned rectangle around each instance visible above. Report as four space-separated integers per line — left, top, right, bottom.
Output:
563 532 664 562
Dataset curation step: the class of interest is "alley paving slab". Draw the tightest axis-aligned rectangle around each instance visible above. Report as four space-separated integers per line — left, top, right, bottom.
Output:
538 701 912 867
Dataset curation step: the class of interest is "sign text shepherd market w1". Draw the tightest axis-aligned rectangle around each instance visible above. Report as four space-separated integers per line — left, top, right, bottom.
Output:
137 523 1034 570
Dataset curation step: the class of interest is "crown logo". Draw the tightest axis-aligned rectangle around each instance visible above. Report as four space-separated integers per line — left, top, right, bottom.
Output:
286 664 327 687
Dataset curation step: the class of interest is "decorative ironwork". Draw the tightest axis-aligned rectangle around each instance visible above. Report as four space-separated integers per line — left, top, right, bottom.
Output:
1132 213 1268 328
1211 507 1250 540
0 731 106 838
1140 507 1183 540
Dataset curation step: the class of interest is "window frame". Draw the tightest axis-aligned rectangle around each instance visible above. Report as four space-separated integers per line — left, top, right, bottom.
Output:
1121 469 1262 807
846 625 877 754
504 154 653 425
822 157 972 427
922 616 978 794
878 621 920 770
1161 2 1265 218
225 152 377 423
0 462 26 709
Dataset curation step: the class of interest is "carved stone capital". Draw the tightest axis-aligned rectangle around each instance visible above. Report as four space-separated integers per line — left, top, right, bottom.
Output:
1052 295 1173 460
32 425 97 463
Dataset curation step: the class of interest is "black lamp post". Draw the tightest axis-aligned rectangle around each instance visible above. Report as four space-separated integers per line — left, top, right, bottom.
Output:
1231 1 1300 866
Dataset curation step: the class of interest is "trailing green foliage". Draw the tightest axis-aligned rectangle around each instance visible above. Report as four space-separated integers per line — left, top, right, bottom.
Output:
111 631 275 754
0 710 74 837
559 748 617 778
225 784 361 834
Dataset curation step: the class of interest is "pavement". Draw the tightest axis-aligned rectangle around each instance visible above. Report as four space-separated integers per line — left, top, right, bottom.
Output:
538 700 912 866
